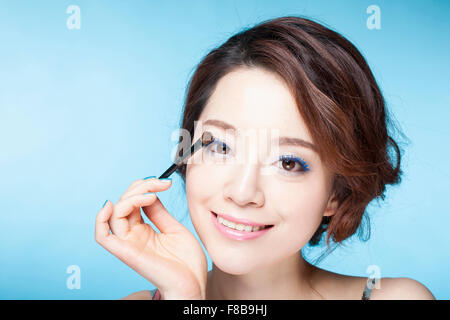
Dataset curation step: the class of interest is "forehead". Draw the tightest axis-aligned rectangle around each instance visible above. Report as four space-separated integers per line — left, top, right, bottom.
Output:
199 67 312 142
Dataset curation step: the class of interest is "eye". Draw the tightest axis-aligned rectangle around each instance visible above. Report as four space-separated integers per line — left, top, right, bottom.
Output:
278 155 310 175
206 138 231 155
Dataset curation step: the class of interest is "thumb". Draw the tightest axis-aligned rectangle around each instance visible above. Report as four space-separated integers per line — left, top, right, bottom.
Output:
142 195 186 234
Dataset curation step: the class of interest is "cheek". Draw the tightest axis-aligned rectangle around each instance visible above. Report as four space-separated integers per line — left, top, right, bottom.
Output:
270 173 331 242
186 152 235 200
185 161 228 227
185 163 206 217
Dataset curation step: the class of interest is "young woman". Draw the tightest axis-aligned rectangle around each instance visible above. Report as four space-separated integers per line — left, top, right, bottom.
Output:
95 16 435 300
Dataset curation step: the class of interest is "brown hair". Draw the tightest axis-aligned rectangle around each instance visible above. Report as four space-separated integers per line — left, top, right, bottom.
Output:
175 16 404 256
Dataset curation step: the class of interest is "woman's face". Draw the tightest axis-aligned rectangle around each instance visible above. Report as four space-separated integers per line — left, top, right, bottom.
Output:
186 67 337 275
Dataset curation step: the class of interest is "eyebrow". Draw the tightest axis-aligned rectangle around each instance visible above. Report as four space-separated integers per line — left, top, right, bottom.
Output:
203 119 317 152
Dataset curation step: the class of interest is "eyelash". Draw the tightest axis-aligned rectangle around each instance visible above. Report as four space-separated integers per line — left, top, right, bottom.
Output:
205 138 310 175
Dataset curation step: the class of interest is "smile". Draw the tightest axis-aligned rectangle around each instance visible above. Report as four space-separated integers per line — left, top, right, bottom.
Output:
211 211 274 241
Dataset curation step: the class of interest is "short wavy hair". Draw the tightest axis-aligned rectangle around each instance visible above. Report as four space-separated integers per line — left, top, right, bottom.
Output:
175 15 404 258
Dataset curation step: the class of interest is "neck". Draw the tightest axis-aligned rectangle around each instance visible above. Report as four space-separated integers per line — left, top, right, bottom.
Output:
206 251 321 300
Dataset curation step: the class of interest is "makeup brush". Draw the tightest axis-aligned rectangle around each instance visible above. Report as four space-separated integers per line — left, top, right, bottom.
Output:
158 131 215 179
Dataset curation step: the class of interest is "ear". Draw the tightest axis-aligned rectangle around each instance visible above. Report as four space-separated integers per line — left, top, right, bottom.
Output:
323 192 338 217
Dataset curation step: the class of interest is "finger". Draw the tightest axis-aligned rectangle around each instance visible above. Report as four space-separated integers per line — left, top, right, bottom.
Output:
117 178 164 228
95 201 143 263
95 200 114 242
142 195 186 234
119 178 149 201
95 200 128 251
110 193 159 237
112 179 172 236
128 206 144 228
120 178 172 201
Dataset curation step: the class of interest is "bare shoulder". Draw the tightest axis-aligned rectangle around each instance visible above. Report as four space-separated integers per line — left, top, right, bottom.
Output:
120 289 154 300
308 266 435 300
308 267 372 299
369 277 436 300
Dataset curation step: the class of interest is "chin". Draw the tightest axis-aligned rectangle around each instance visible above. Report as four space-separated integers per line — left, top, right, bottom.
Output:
207 247 269 275
213 259 256 275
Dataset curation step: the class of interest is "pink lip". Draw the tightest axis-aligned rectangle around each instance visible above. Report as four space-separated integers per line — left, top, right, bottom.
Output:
212 211 270 227
211 212 273 241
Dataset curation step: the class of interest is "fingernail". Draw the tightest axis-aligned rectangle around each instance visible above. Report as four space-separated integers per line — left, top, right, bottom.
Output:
143 192 155 195
160 178 172 182
143 176 156 180
102 200 108 208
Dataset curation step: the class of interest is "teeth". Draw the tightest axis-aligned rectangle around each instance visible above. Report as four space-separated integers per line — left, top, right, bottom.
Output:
217 216 263 232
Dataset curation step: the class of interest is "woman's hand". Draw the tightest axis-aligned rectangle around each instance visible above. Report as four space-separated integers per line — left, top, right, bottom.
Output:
95 177 208 300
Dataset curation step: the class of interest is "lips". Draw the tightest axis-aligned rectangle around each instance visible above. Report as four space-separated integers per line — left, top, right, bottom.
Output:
211 211 274 229
211 211 274 241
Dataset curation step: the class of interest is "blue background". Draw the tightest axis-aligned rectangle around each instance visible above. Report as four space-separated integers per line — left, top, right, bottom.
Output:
0 0 449 299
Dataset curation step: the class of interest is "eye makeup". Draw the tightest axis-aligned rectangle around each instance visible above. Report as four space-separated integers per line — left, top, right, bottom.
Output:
278 154 310 175
205 137 232 156
203 133 311 175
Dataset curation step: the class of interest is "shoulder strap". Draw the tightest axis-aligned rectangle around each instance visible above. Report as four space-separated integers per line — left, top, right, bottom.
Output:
151 288 161 300
361 278 377 300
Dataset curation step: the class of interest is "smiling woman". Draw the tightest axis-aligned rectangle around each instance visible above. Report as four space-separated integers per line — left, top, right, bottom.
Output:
172 15 433 299
177 16 404 251
98 15 435 301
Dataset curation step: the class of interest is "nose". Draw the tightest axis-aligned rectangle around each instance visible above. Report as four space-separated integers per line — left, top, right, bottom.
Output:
222 163 265 208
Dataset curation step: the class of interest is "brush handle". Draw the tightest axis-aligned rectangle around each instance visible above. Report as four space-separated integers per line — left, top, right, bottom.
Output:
159 163 178 179
158 131 214 180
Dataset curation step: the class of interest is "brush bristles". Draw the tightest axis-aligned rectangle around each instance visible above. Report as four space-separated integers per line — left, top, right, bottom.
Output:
201 131 214 146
